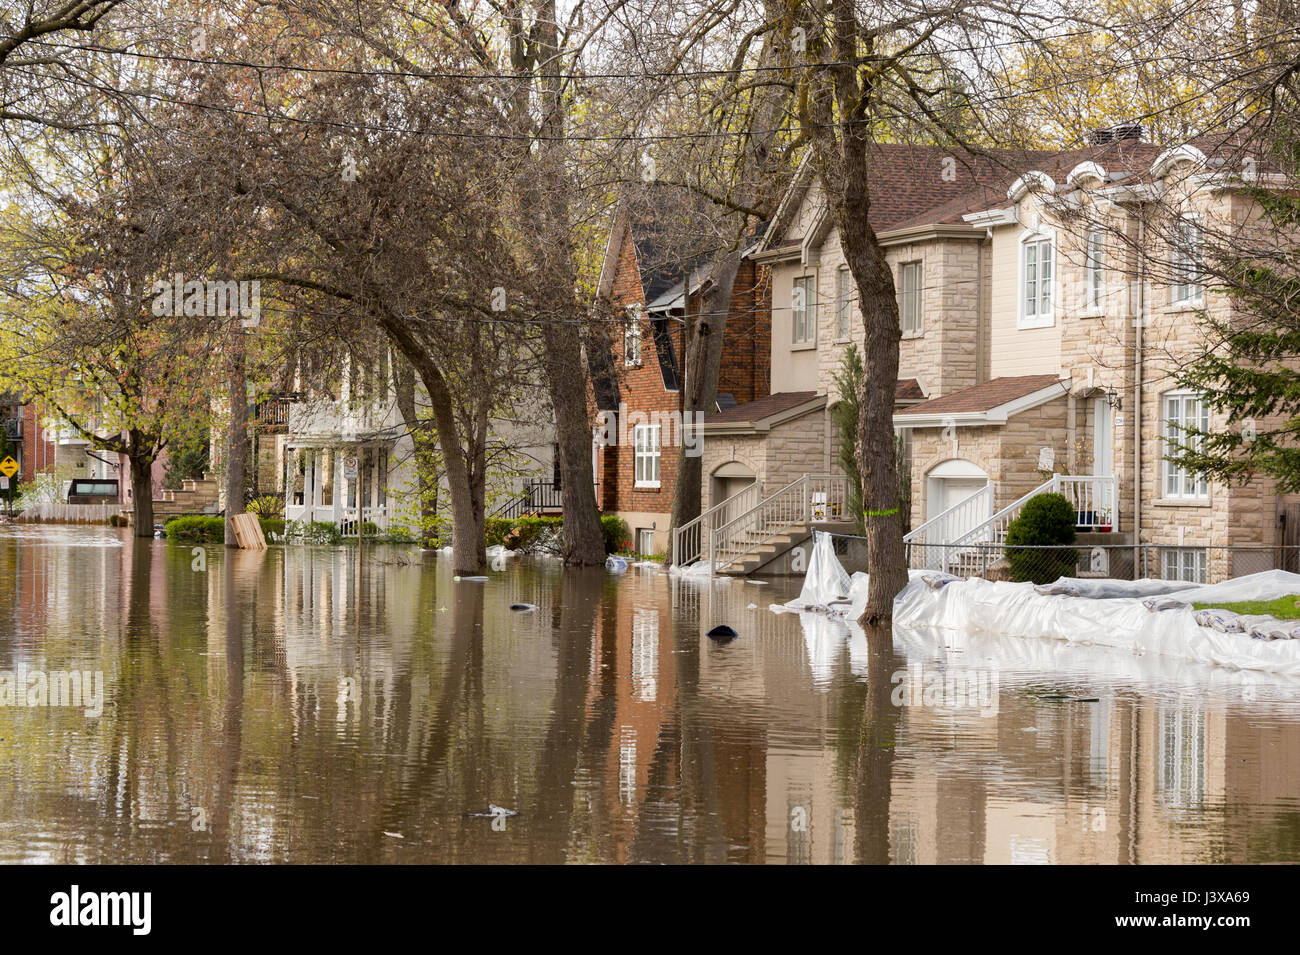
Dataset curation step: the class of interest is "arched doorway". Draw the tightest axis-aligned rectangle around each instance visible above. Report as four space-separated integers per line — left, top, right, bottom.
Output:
710 461 756 514
925 459 990 534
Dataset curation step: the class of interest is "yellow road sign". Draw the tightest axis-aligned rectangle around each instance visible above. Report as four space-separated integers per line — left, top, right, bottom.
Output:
0 456 17 479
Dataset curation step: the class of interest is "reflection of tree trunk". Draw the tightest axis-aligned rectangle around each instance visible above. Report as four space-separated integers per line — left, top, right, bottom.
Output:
529 568 603 862
668 582 723 863
210 549 247 862
372 568 486 847
224 332 248 548
852 624 898 864
105 541 155 847
629 723 682 862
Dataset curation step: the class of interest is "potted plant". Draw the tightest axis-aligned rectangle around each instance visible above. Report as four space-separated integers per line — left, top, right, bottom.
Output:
1098 506 1112 533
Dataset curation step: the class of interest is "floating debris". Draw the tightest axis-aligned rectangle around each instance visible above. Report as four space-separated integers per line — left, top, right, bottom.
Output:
707 624 739 642
454 575 488 582
510 603 537 612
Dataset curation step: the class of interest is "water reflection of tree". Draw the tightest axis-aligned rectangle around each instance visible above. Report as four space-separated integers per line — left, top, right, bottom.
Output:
528 568 605 862
835 625 900 865
208 548 255 863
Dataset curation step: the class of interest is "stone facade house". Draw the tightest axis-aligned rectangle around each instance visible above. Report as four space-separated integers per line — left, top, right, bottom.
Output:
688 129 1298 582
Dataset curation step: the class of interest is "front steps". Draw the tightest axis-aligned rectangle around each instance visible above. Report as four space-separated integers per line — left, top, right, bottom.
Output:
714 520 858 576
151 475 221 519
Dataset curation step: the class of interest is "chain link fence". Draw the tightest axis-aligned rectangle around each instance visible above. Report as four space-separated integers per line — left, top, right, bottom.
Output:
824 535 1300 586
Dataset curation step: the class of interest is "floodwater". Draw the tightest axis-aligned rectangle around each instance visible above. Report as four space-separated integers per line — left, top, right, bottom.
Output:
1 524 1298 864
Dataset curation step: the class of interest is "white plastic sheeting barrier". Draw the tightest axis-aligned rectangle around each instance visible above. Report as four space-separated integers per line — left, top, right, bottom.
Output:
896 568 1300 676
772 531 874 620
774 531 1300 676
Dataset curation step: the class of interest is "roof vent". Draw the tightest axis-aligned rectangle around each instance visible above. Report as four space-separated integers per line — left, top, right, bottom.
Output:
1092 124 1143 145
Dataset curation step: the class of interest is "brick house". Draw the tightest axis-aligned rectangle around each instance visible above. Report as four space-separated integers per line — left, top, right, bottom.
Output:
593 200 771 555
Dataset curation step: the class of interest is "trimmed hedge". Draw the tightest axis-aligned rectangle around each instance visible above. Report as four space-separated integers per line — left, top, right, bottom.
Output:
165 515 225 543
1005 492 1078 584
485 517 514 547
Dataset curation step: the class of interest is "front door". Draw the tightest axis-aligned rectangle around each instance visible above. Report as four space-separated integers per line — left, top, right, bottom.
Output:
938 478 988 535
925 460 990 543
1093 398 1112 478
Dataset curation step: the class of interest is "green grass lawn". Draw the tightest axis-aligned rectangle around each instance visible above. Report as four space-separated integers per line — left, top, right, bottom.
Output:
1191 594 1300 618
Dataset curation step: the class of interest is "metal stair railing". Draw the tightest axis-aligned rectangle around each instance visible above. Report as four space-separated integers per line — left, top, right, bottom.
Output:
708 473 848 574
671 480 761 566
903 484 994 570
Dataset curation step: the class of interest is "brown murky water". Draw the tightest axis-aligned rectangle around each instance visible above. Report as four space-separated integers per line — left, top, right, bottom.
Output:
1 523 1298 864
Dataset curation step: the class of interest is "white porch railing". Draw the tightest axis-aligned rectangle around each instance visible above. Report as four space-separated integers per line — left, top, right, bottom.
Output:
902 485 994 549
707 473 848 573
672 481 762 566
904 474 1118 572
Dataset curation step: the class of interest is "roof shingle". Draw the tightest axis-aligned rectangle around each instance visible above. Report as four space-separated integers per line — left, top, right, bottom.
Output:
895 375 1063 416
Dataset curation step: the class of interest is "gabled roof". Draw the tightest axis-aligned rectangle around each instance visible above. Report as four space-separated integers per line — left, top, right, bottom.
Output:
704 378 927 432
759 127 1281 254
706 390 819 424
894 375 1067 427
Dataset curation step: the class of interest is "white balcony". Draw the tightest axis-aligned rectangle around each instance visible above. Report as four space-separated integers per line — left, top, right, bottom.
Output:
287 396 401 445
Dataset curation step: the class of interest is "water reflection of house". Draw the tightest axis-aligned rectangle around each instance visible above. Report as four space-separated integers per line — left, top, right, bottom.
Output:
886 686 1300 864
585 576 681 861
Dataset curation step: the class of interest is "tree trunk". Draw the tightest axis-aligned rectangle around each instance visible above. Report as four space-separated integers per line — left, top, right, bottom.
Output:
528 0 606 567
378 315 483 574
224 333 248 548
128 448 155 537
839 149 909 622
541 323 606 565
393 363 440 547
665 21 789 563
798 0 909 623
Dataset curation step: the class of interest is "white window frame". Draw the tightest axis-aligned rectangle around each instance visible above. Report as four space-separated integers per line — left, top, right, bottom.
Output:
1170 217 1204 306
834 267 852 340
1162 390 1210 500
792 275 816 345
1086 229 1105 313
898 260 923 334
633 423 661 488
1162 548 1207 585
624 307 643 366
1018 229 1056 329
